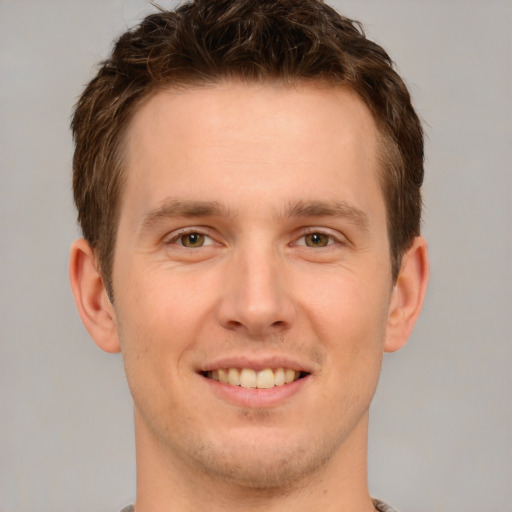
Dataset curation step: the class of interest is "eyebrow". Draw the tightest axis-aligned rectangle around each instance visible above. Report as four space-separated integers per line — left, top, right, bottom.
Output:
284 200 370 231
138 197 369 234
138 198 231 234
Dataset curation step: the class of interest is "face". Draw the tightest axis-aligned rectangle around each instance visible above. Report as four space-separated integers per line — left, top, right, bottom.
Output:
112 82 394 487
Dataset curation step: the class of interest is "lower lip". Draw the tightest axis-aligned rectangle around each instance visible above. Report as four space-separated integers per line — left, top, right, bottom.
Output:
202 374 309 408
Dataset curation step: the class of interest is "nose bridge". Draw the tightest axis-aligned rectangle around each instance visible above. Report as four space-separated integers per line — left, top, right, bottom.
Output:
217 239 294 334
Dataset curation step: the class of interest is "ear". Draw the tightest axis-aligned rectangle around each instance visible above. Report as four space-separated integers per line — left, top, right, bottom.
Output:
384 236 429 353
69 238 121 353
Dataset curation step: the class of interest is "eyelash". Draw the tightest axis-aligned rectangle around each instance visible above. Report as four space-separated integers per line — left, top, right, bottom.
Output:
165 228 216 248
164 227 345 250
294 229 344 248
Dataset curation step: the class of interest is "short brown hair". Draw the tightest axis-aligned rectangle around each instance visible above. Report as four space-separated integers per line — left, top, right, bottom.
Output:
72 0 424 297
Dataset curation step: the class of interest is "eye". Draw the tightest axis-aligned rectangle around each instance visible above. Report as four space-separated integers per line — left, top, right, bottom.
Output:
303 232 331 247
179 232 206 248
168 230 216 248
296 231 337 248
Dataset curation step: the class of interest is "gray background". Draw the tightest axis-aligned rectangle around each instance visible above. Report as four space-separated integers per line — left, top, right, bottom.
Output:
1 1 511 511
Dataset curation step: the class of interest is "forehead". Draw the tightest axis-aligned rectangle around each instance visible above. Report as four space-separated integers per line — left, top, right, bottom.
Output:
127 81 378 158
121 81 383 223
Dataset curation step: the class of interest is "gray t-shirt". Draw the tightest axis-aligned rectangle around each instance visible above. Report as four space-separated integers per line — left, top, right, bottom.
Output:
121 498 399 511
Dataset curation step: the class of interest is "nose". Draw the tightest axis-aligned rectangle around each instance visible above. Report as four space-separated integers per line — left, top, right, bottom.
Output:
216 246 296 337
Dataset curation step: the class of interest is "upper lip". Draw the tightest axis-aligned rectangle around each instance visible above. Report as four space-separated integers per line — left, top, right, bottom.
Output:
199 354 314 374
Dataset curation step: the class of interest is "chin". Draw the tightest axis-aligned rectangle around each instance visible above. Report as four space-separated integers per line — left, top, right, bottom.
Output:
184 429 336 490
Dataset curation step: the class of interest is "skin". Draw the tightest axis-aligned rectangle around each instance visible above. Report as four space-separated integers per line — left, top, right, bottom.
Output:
70 82 429 512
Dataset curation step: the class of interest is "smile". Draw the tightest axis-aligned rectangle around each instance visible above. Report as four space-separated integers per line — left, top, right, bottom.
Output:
204 368 306 389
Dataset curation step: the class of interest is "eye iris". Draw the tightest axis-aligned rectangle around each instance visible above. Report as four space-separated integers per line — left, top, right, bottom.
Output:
305 233 329 247
182 233 205 247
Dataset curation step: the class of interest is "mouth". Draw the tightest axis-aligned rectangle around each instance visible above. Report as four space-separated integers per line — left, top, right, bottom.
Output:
201 368 309 389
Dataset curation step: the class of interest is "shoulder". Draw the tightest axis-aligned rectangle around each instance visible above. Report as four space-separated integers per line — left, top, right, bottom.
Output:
120 501 397 512
373 498 401 512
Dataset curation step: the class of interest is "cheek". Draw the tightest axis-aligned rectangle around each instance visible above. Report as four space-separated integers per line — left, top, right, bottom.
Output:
301 268 391 374
306 267 390 332
322 281 388 401
114 263 218 375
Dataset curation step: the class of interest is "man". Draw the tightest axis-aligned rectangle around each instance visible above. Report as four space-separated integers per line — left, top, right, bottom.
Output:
69 1 429 511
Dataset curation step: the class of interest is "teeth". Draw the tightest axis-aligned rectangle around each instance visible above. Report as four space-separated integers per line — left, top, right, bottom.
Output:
240 368 257 388
284 368 296 384
207 367 302 388
218 368 229 383
256 369 274 389
228 368 240 386
274 367 285 386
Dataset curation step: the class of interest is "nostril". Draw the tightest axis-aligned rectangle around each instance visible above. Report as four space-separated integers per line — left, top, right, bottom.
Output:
226 320 243 329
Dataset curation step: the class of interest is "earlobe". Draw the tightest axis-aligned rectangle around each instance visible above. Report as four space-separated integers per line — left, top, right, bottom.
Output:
384 236 429 353
69 239 121 353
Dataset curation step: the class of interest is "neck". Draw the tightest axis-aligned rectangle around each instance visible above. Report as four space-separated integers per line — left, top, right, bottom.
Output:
133 411 375 512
